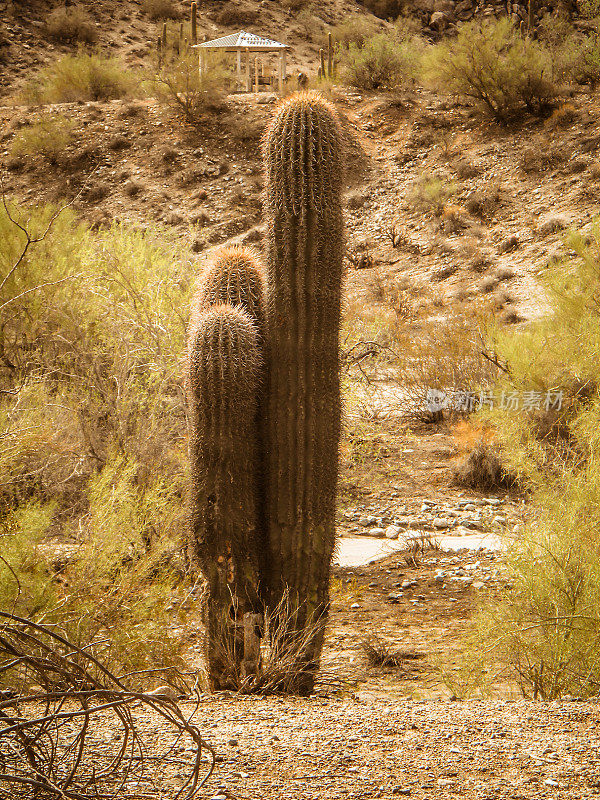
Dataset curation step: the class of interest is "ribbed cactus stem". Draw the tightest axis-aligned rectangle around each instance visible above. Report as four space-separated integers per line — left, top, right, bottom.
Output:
327 32 333 78
187 304 263 690
192 246 266 339
191 1 197 44
319 48 326 78
162 21 167 47
263 91 345 694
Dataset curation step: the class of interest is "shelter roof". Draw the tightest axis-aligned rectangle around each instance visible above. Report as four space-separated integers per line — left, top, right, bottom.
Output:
192 31 289 50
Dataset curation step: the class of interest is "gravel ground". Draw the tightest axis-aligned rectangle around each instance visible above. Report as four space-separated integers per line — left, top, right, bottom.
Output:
191 695 600 800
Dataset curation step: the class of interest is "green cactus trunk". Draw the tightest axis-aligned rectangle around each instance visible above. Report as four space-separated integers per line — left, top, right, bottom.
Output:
262 91 344 694
187 304 263 690
191 1 197 44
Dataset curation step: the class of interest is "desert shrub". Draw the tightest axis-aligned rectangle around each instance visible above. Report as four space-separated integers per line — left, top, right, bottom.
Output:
0 200 195 676
214 6 259 25
461 220 600 698
142 0 181 20
408 173 457 215
472 477 600 699
332 15 378 49
423 18 557 121
454 440 512 489
154 48 226 122
45 6 97 44
9 114 75 164
22 51 139 103
342 33 419 89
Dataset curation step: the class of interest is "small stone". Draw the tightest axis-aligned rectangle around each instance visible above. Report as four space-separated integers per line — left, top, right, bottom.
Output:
359 515 376 527
387 592 403 603
438 778 456 788
370 527 386 537
544 778 559 787
350 602 361 610
472 581 485 589
385 524 402 539
433 518 450 529
484 497 501 505
144 685 179 702
228 738 239 746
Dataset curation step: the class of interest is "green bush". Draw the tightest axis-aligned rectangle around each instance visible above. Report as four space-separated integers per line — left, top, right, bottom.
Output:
22 51 139 103
9 114 75 164
342 33 419 89
466 220 600 698
423 18 557 121
0 201 193 676
45 7 97 44
408 173 457 215
154 48 226 121
332 15 378 49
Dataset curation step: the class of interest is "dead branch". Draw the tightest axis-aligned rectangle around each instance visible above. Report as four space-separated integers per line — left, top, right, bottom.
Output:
0 612 215 799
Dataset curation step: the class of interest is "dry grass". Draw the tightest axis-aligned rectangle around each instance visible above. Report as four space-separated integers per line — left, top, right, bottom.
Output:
45 7 97 44
361 635 426 668
142 0 181 20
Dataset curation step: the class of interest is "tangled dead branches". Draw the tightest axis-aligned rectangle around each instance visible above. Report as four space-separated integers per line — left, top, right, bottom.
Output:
0 612 215 799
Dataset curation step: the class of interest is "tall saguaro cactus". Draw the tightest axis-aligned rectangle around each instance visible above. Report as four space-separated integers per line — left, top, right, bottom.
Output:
262 91 345 694
187 304 263 689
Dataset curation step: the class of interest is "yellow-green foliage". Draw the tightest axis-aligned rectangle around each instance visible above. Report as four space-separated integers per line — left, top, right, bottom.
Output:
23 51 139 103
332 15 378 49
342 32 421 89
9 114 75 164
154 48 226 121
0 202 192 679
408 173 457 215
423 18 557 121
469 220 600 698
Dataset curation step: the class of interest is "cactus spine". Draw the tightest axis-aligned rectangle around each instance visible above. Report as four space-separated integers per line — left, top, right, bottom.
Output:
187 304 263 689
193 246 266 338
262 91 345 694
191 1 197 44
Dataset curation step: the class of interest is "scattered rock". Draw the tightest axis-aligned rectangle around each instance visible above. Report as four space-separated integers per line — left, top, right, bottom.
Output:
385 525 402 539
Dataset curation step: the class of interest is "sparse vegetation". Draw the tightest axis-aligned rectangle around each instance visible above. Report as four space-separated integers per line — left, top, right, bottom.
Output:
0 201 194 675
142 0 181 20
423 18 558 121
361 635 425 667
45 6 97 44
154 48 226 122
461 220 600 698
407 173 457 216
332 15 378 49
22 51 139 103
9 114 76 164
342 32 421 89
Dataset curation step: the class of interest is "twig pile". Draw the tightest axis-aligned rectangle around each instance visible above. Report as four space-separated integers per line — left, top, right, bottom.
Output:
0 612 214 799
